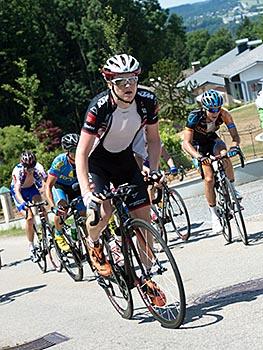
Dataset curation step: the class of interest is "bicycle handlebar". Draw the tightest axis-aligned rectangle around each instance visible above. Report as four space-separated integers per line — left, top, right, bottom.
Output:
26 200 48 208
199 150 245 179
88 184 138 227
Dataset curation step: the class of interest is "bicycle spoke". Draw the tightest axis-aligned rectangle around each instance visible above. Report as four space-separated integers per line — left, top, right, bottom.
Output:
226 179 248 245
128 219 186 328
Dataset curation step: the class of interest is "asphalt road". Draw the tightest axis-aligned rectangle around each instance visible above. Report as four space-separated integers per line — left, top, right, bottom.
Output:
1 179 263 350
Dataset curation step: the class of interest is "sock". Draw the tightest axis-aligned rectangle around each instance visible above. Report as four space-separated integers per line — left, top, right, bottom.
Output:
87 236 100 248
209 205 218 218
29 242 34 250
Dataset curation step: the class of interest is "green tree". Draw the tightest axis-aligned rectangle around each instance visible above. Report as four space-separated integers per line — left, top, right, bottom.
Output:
186 29 210 65
99 5 128 56
164 13 188 69
2 58 44 130
202 28 235 65
236 17 258 41
147 58 195 129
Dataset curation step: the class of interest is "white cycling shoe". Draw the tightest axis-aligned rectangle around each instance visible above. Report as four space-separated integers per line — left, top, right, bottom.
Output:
212 216 224 235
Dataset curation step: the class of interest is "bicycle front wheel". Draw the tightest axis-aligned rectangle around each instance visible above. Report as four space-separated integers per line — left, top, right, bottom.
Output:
226 179 248 245
54 228 84 281
166 189 191 241
101 239 134 319
127 219 186 328
45 224 62 272
216 182 232 244
34 225 47 273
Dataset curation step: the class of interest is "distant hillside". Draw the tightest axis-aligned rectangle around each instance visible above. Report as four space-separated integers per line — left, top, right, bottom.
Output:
169 0 263 33
170 0 239 18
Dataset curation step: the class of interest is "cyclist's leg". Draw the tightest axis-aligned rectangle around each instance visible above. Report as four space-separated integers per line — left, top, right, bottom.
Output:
51 186 70 251
85 172 113 276
122 168 154 269
23 186 41 261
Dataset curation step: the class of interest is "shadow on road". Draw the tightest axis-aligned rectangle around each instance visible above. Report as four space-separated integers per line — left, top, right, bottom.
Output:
1 256 31 269
248 230 263 245
182 277 263 329
0 284 46 305
168 222 219 251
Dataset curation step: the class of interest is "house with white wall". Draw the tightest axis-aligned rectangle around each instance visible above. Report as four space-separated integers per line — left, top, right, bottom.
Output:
180 38 263 105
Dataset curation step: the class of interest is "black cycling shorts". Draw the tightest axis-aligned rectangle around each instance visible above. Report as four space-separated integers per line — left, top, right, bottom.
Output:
88 144 150 210
194 137 226 156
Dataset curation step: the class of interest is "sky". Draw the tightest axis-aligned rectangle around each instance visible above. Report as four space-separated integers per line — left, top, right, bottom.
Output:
158 0 207 9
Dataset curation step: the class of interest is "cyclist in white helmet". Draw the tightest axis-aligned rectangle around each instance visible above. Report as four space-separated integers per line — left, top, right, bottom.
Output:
183 89 242 235
76 53 166 306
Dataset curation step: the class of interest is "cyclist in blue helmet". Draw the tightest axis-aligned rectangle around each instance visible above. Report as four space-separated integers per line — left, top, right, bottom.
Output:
183 89 242 235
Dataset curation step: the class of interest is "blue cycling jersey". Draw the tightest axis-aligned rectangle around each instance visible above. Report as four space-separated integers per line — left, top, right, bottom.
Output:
48 153 77 186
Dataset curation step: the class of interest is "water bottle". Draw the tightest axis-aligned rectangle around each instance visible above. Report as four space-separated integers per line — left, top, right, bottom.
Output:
71 223 77 241
109 215 118 234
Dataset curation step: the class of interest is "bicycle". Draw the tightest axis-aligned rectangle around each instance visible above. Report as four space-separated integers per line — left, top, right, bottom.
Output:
27 201 62 273
200 150 248 245
150 172 191 243
53 196 94 281
93 183 186 329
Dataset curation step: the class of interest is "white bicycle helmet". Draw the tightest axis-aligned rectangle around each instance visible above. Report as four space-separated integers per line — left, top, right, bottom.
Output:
61 133 79 152
102 54 141 80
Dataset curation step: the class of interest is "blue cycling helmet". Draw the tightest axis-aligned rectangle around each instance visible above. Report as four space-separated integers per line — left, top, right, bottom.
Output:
201 89 223 110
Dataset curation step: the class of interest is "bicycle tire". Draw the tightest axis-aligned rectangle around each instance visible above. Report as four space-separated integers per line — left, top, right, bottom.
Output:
127 219 186 328
45 224 63 272
54 228 84 281
34 225 47 273
99 237 133 319
166 189 191 241
216 181 232 244
151 204 168 244
225 178 248 245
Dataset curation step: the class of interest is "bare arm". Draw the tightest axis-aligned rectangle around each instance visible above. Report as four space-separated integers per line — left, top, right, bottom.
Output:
182 129 202 159
229 128 240 147
145 122 161 171
161 146 175 168
45 174 57 207
75 131 96 196
14 183 25 204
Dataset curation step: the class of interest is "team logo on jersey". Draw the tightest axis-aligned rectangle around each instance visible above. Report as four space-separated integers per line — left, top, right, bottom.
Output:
97 95 108 108
86 112 96 124
54 161 64 170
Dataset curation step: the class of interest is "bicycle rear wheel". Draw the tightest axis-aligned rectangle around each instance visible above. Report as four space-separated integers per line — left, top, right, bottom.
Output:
127 219 186 328
216 182 232 244
99 236 133 319
54 228 84 281
226 179 248 245
166 189 191 241
34 225 47 273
